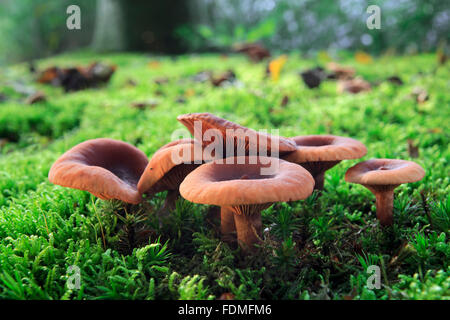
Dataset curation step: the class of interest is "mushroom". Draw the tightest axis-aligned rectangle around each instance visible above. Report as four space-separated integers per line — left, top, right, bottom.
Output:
179 156 315 252
282 135 367 190
48 138 148 204
345 159 425 226
137 138 208 216
177 112 297 158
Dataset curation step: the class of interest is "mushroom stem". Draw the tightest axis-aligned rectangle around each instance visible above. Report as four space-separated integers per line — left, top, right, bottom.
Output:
300 161 340 191
220 207 236 242
233 212 262 252
313 172 325 190
157 189 180 217
373 189 395 227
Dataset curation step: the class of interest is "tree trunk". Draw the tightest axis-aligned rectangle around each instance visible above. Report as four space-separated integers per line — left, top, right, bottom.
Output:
91 0 125 52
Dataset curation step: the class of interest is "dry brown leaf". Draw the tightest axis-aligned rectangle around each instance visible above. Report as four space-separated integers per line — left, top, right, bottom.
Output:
26 91 46 104
281 95 289 107
233 43 271 62
218 293 235 300
338 77 371 94
407 139 419 158
327 62 355 80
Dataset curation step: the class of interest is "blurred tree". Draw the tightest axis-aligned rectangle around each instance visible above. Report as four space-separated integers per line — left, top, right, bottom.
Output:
119 0 190 53
182 0 450 54
0 0 448 64
0 0 96 64
91 0 126 51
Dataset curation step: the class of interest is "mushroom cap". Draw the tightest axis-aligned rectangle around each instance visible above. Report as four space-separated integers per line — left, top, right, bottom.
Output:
177 112 297 155
48 138 148 204
137 139 209 194
345 159 425 186
180 156 314 206
282 135 367 163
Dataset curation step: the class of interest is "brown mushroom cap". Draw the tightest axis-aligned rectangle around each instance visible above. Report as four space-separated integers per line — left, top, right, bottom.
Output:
48 138 148 204
180 156 314 206
177 113 297 155
137 139 209 195
345 159 425 186
282 135 367 163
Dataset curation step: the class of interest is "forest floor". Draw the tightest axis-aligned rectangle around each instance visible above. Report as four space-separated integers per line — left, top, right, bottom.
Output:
0 51 448 299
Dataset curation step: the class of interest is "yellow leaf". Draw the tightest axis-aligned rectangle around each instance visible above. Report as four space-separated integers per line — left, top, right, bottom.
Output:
269 55 288 82
148 61 161 69
355 51 373 64
185 88 195 97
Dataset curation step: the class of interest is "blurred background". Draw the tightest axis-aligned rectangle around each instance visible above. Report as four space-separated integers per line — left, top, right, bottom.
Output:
0 0 449 65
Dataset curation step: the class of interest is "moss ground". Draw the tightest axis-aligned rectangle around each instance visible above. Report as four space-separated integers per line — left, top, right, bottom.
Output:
0 51 448 299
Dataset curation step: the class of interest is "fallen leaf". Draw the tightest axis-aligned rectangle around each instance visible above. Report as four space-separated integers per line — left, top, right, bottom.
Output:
386 76 403 85
427 128 442 134
281 95 289 107
233 43 271 62
437 48 447 65
131 99 158 110
218 293 235 300
184 88 195 97
37 62 116 92
37 66 63 85
300 67 327 88
0 138 8 149
26 91 46 104
411 87 429 103
338 77 371 94
154 77 169 85
211 70 236 87
327 62 355 80
125 79 137 86
268 55 288 82
407 139 419 158
355 51 373 64
148 61 161 69
343 287 357 300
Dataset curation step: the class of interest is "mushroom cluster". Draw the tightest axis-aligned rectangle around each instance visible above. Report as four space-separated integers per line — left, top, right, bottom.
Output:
48 112 425 252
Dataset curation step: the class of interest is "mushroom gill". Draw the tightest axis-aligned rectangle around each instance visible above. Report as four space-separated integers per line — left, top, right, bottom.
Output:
48 138 148 204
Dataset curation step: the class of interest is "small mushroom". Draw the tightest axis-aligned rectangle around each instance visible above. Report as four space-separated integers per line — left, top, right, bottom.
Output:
345 159 425 226
137 139 207 216
282 135 367 190
179 156 314 252
48 138 148 204
177 113 297 158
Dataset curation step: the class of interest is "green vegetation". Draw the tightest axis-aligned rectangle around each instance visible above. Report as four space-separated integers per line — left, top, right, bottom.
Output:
0 51 448 299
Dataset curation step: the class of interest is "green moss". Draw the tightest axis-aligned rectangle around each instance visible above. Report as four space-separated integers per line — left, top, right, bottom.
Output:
0 51 448 299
